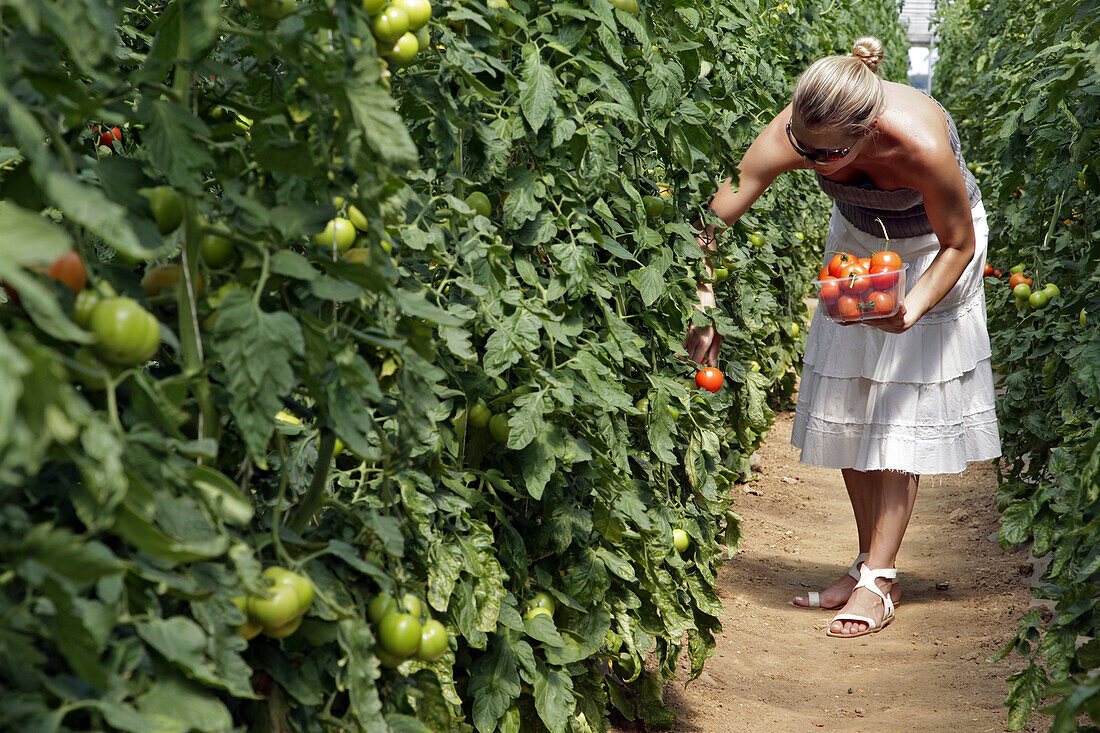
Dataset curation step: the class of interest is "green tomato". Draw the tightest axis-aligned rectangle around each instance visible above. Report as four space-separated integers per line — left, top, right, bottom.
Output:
89 297 161 365
398 592 423 619
372 6 410 42
1028 290 1050 309
748 232 766 247
489 413 511 443
609 0 639 13
231 597 263 640
348 205 369 231
262 614 303 639
141 186 183 235
1012 283 1031 299
313 217 357 252
363 0 386 14
377 648 406 668
712 267 728 283
263 567 314 615
71 347 109 390
1009 264 1026 274
200 233 235 268
672 528 690 553
465 191 492 218
642 195 665 220
416 619 449 661
634 396 650 413
387 32 419 65
1042 283 1060 297
73 289 101 328
785 322 800 338
393 0 431 29
368 593 397 624
1081 309 1087 328
248 584 302 632
748 360 761 373
377 612 423 657
468 402 492 429
530 591 556 615
524 606 553 621
794 231 805 241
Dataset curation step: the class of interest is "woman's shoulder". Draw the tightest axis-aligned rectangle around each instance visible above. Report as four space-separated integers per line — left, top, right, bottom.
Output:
876 84 957 176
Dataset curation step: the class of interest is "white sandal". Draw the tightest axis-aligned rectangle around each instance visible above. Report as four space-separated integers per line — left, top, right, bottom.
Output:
789 552 867 610
826 564 897 638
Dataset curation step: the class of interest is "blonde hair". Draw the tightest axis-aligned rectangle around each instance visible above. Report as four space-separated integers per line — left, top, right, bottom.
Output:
792 37 886 138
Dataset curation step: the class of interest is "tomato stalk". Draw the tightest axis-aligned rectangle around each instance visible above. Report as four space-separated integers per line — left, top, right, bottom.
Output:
178 199 219 451
286 431 337 534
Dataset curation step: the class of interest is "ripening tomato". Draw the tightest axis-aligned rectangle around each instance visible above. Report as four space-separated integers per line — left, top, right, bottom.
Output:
983 263 994 277
838 263 871 294
817 276 840 304
695 367 723 392
858 257 872 271
97 126 122 150
867 291 895 316
1008 273 1032 290
817 265 831 281
143 264 206 298
47 251 87 295
870 249 902 271
828 252 858 278
837 295 861 321
869 263 899 290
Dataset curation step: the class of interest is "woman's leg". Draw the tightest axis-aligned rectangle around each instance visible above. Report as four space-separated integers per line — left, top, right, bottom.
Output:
792 469 889 607
829 470 920 635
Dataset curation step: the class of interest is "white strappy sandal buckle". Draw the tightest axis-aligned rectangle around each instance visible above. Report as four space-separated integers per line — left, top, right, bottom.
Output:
826 564 897 638
789 553 867 610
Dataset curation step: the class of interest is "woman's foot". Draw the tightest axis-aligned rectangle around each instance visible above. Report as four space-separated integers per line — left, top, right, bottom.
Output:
827 576 895 636
791 564 900 610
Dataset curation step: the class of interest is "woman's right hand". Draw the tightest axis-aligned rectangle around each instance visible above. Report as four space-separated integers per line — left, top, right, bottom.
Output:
682 282 721 366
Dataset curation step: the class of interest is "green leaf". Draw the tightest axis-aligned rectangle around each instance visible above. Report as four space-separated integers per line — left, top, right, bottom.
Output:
210 290 305 467
533 660 575 733
519 45 557 133
469 635 523 733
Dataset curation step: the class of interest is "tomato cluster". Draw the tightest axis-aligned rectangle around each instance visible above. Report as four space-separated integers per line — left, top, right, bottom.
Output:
367 0 433 68
368 592 450 667
1004 264 1060 313
813 249 904 322
234 567 315 640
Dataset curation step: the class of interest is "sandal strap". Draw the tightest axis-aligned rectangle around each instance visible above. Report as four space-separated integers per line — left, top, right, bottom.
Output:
854 565 897 617
806 591 821 607
847 552 869 581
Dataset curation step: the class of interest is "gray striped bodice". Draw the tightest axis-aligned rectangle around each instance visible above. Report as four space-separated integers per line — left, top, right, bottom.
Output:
815 98 981 239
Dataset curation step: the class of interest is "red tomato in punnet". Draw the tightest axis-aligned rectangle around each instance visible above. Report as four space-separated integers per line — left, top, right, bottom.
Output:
870 249 902 271
869 263 899 290
838 263 871 294
867 290 895 316
858 257 872 271
827 252 858 278
817 275 840 304
817 265 831 281
837 295 861 321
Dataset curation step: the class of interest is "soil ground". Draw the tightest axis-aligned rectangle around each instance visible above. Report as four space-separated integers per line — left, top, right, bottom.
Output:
613 409 1047 733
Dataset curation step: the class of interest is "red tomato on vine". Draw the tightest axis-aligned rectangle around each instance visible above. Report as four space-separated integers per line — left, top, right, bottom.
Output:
695 367 723 392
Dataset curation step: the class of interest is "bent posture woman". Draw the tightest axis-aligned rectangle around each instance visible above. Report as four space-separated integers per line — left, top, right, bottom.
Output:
684 37 1001 637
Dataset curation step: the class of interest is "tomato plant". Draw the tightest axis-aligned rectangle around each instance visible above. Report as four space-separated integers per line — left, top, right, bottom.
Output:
936 0 1100 727
0 0 909 728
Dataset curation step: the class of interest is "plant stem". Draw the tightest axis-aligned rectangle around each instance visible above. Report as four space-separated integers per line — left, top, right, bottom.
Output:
287 431 336 534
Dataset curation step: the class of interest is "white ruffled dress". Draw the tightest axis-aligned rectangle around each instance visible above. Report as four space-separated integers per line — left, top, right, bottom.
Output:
790 200 1002 476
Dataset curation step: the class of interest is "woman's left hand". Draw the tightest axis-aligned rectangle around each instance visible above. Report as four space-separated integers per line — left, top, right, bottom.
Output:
863 303 912 334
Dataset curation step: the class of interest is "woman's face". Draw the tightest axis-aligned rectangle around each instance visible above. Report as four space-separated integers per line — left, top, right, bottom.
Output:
787 118 871 172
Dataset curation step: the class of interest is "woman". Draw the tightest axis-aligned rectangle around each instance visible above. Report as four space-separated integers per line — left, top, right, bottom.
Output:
684 37 1001 638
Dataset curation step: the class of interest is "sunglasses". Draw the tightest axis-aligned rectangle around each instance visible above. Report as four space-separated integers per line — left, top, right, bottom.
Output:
786 120 861 163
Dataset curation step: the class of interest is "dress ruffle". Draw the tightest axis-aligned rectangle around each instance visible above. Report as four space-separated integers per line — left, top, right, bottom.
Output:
791 201 1001 475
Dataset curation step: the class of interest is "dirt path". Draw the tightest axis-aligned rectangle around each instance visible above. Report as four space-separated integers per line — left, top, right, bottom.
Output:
618 409 1047 733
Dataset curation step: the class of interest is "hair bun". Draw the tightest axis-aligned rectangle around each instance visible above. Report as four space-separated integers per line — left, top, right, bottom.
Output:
851 36 885 74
